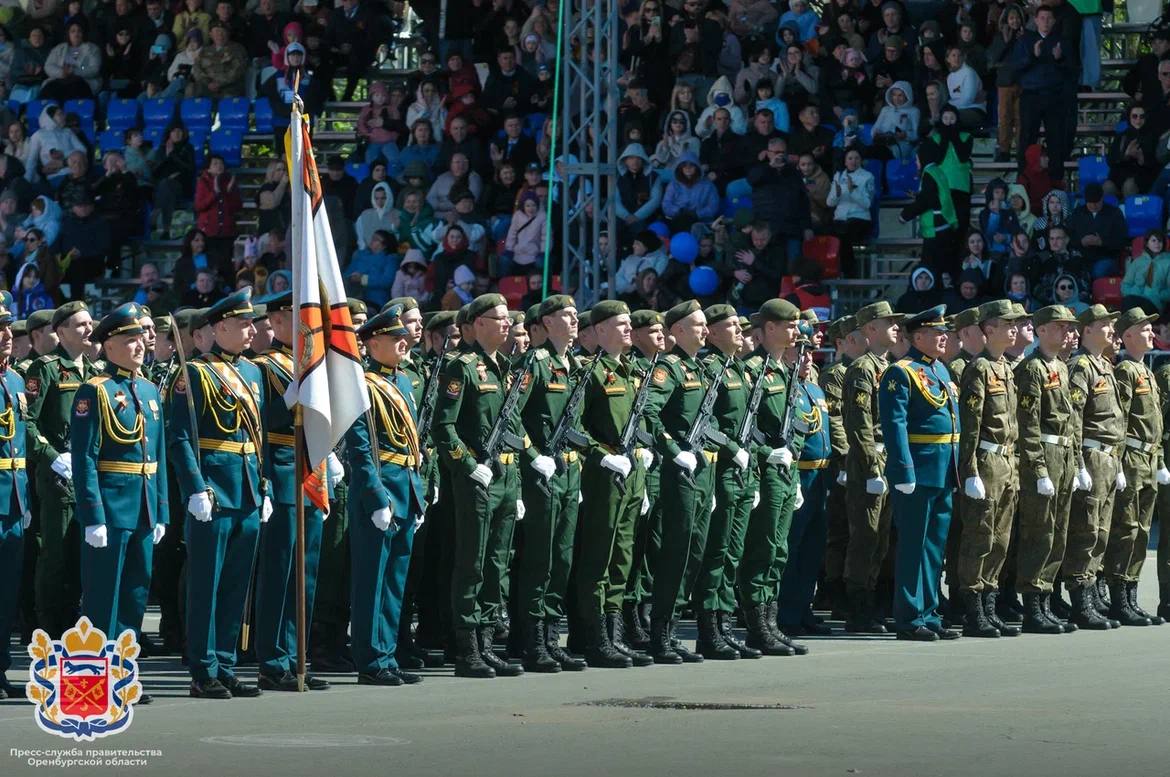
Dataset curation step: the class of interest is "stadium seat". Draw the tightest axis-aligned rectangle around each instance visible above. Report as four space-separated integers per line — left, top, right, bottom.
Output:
143 125 165 149
523 112 547 139
726 178 752 201
884 159 918 198
1133 235 1146 258
188 129 208 168
106 98 140 132
858 123 874 145
64 99 95 141
24 99 55 123
1091 276 1122 307
217 97 250 131
345 160 370 182
778 275 796 296
1123 195 1164 238
253 99 274 133
864 158 884 197
1078 155 1109 194
803 235 841 279
550 274 562 292
143 98 177 129
180 97 213 131
724 194 752 219
497 275 527 308
98 129 124 155
209 128 244 167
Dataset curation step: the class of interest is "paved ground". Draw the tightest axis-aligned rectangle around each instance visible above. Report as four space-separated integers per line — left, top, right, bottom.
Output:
2 563 1168 777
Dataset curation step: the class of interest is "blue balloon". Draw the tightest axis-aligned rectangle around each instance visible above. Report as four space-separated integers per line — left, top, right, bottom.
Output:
689 266 720 296
724 195 752 219
670 232 699 264
648 221 671 239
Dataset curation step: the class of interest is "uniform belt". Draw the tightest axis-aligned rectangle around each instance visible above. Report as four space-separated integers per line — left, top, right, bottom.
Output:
978 440 1013 456
1125 437 1158 454
199 438 257 455
702 450 718 464
1040 434 1071 446
907 433 959 444
0 457 26 470
798 458 830 470
873 442 885 454
377 450 419 467
1083 438 1118 455
560 451 579 463
267 432 296 447
467 448 516 465
97 461 158 476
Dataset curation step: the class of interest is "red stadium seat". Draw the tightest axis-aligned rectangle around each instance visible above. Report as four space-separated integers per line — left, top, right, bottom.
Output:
498 275 527 309
779 275 797 296
1132 235 1146 258
803 236 841 279
1091 276 1122 307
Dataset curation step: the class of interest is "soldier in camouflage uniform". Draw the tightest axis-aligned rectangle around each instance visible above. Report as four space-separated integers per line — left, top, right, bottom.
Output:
1153 348 1170 622
819 315 859 617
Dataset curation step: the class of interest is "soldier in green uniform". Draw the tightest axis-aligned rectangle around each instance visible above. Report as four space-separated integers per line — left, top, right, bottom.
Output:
0 300 31 699
819 316 860 617
841 301 904 634
956 299 1024 638
525 305 545 349
877 306 962 641
576 311 597 356
1066 305 1125 630
1104 309 1168 626
432 293 525 678
16 309 57 376
10 319 28 364
26 302 100 638
72 304 168 700
168 289 269 699
1014 305 1079 634
947 308 985 384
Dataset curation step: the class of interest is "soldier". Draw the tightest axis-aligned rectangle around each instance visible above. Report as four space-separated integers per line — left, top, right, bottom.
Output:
506 311 529 354
433 293 525 679
169 289 270 699
1013 305 1079 634
0 300 30 699
11 320 29 364
525 305 545 350
577 311 597 355
1066 305 1125 630
947 308 985 384
17 309 57 375
249 304 273 356
26 301 100 638
878 305 962 641
841 301 904 634
71 304 168 701
956 299 1024 638
1104 309 1168 626
344 305 427 686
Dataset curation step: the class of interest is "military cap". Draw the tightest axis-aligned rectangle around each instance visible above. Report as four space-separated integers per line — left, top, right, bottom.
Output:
525 304 543 326
424 310 457 332
1115 307 1159 335
835 314 857 338
749 312 764 328
347 298 368 317
824 319 840 342
93 302 146 343
1032 305 1078 328
1077 304 1120 326
664 299 703 328
205 289 259 325
794 321 814 345
27 308 55 333
0 290 11 310
1012 302 1030 319
755 298 801 324
251 303 268 321
590 300 630 328
154 314 173 334
577 310 592 329
704 303 738 325
466 293 507 321
976 299 1026 323
537 294 576 321
904 304 950 332
508 310 525 326
257 290 293 312
51 300 89 329
172 307 200 332
358 303 410 340
738 315 752 333
800 309 821 324
12 320 26 336
385 296 420 313
854 300 906 327
455 304 472 327
0 301 12 328
190 308 211 331
630 310 664 330
139 305 153 319
952 307 981 330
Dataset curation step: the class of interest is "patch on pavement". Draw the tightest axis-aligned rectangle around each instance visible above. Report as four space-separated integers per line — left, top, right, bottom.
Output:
572 696 808 711
201 735 409 748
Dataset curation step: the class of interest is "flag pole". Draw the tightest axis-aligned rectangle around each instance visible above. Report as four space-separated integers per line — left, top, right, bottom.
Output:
294 404 307 692
291 74 308 693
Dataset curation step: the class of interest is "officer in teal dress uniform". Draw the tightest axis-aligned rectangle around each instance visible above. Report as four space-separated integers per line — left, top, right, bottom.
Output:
251 291 335 691
878 305 962 641
168 289 270 699
72 303 168 697
344 305 426 687
0 300 30 699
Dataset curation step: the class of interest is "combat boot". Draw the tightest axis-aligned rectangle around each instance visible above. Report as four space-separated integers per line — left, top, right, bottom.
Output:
744 604 795 656
544 618 587 671
1126 581 1163 625
607 613 654 666
1107 581 1150 626
1039 593 1077 633
478 625 525 675
996 586 1024 624
1069 585 1113 630
982 591 1020 636
696 610 738 660
622 601 649 651
826 578 849 621
453 630 495 679
1088 582 1121 627
584 615 632 668
1021 592 1062 634
961 590 1000 638
1050 580 1073 620
717 612 761 658
669 618 704 663
843 588 887 634
649 617 682 664
767 601 808 655
1095 578 1112 614
1159 582 1170 623
522 619 561 673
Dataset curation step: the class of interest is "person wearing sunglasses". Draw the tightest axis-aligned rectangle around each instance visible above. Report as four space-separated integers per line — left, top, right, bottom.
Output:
1108 104 1159 198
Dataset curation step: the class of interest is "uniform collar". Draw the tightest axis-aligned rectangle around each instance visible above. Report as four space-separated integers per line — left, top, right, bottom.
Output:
908 347 933 364
211 345 241 363
104 362 136 380
270 340 293 356
375 360 399 376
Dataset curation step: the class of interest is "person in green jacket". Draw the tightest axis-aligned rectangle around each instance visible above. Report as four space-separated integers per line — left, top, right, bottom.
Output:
1120 231 1170 313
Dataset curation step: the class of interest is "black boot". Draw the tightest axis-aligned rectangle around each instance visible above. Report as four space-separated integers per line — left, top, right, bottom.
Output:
649 617 682 664
696 610 738 660
669 618 704 663
826 578 849 621
1070 585 1113 630
623 601 650 651
1021 592 1062 634
1108 581 1150 626
453 630 495 679
544 618 587 671
767 600 808 655
799 607 833 636
844 588 887 634
1159 582 1170 623
1095 577 1112 614
1127 581 1164 625
1089 581 1121 627
607 612 654 666
478 625 525 675
717 611 761 658
523 619 561 673
982 591 1020 636
744 604 794 656
1050 580 1073 620
961 590 1000 638
1040 592 1077 633
637 602 652 641
996 586 1024 624
584 615 632 668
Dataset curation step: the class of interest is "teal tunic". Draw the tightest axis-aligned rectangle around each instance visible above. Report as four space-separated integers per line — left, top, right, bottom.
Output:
0 364 29 673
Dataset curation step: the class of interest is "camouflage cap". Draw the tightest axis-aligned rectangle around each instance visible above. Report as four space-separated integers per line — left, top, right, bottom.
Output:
664 299 703 329
953 307 982 330
630 309 664 330
590 300 630 328
1077 304 1120 326
976 299 1026 323
703 303 738 326
51 300 89 329
1115 307 1159 335
1031 305 1078 327
854 300 906 327
754 298 800 324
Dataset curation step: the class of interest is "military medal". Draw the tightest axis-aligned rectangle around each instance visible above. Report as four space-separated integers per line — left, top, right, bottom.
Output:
113 390 128 410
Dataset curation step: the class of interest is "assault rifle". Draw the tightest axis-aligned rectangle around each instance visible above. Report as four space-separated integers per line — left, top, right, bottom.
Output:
614 351 660 495
479 347 537 478
679 353 733 485
415 332 452 449
775 341 811 450
546 351 601 472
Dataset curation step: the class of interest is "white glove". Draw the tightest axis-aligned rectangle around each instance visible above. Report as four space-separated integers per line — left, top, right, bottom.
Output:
1074 467 1093 492
371 506 394 532
152 524 166 544
21 511 31 530
470 463 494 488
964 476 987 500
752 491 760 508
51 453 72 480
516 499 525 521
84 525 108 549
767 447 794 467
793 484 804 510
641 490 650 515
1037 477 1055 497
1157 467 1170 486
732 448 750 471
865 476 887 495
637 448 653 468
414 512 426 528
261 496 273 523
431 483 439 504
188 491 213 522
673 451 698 473
1116 470 1127 492
326 452 345 488
531 455 556 481
601 454 632 478
836 470 847 486
894 482 915 494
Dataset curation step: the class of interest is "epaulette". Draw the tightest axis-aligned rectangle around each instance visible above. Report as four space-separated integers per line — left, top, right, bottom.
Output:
1075 355 1089 369
38 354 60 365
664 354 680 364
534 347 549 361
459 351 478 364
744 354 763 369
85 375 110 386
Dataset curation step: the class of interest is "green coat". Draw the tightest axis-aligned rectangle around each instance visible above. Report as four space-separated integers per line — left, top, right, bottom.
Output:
432 343 511 473
25 346 101 473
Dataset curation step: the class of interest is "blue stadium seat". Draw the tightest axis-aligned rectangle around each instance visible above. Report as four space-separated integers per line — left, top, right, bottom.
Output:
724 194 752 219
98 129 124 155
345 160 370 182
522 112 546 139
217 97 250 131
64 98 96 142
24 99 56 123
143 98 177 129
209 128 244 167
188 129 208 168
106 98 140 132
143 125 165 149
1124 195 1164 238
180 97 213 131
253 99 274 133
885 159 918 198
864 158 885 197
1078 155 1109 193
858 123 874 145
725 177 752 201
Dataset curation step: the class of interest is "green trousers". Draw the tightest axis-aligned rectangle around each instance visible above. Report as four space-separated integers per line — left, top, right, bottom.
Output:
1016 444 1075 593
518 458 581 621
577 460 645 618
34 474 80 637
1157 485 1170 588
957 450 1018 592
1105 449 1156 583
312 483 350 640
739 460 794 606
255 504 324 678
822 463 849 585
694 461 755 612
651 455 715 621
450 462 519 629
626 463 661 605
417 459 454 645
80 524 153 641
843 453 891 592
1064 448 1118 587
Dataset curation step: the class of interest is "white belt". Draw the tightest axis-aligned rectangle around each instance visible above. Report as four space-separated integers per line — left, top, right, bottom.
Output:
1125 437 1158 454
1039 434 1071 446
978 440 1012 456
1083 438 1118 455
873 443 885 454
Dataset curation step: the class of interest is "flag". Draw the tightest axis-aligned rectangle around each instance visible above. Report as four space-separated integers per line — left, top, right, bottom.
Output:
285 106 369 511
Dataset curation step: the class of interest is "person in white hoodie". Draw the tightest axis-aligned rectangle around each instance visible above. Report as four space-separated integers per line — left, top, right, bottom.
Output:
944 47 985 130
355 181 399 250
696 76 747 139
871 80 920 162
825 148 875 275
24 105 85 182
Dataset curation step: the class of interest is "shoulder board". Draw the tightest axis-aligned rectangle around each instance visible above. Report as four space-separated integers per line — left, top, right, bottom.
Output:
896 358 913 368
744 355 763 369
664 354 681 364
1075 355 1089 369
85 376 110 386
533 348 549 361
459 351 478 364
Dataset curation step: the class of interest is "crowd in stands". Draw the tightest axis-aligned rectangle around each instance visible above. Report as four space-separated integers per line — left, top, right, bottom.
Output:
1 0 1170 325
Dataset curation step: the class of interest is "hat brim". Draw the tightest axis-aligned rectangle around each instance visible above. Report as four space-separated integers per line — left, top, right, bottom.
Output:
1120 313 1159 331
1080 311 1120 325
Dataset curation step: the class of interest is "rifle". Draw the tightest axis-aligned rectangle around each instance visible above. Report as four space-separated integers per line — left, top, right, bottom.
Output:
415 333 452 449
544 351 601 481
723 354 772 486
776 341 811 451
679 353 733 485
479 347 537 479
613 351 660 495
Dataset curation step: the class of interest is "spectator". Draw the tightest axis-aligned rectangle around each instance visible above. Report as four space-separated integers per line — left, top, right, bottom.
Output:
987 3 1025 162
957 229 1001 295
268 269 291 294
776 42 819 108
615 143 663 240
920 79 946 132
428 223 475 296
696 76 747 139
393 187 434 252
616 229 669 297
896 265 942 313
1008 183 1036 236
728 0 779 41
871 81 919 162
944 46 985 130
25 105 85 182
137 0 176 56
358 80 408 166
270 21 304 72
490 114 538 173
172 227 210 291
440 263 477 311
405 81 448 142
14 227 63 303
12 260 55 318
193 154 242 263
1031 224 1090 305
42 21 102 100
391 249 431 305
661 151 719 230
345 228 398 307
652 110 701 175
429 190 487 256
426 152 483 220
788 105 835 174
899 143 959 275
947 268 987 312
168 29 202 97
56 191 111 300
356 182 397 251
353 157 390 216
193 22 248 98
826 147 876 273
182 268 226 307
18 195 62 253
872 34 914 92
734 42 780 106
482 47 537 121
94 150 141 272
1124 28 1170 108
438 115 489 178
1108 103 1158 198
1121 231 1170 314
668 83 700 127
924 104 973 250
322 156 359 220
978 178 1022 258
5 121 29 163
10 27 50 102
748 136 814 267
104 25 141 96
1067 182 1128 278
727 220 786 308
264 42 327 147
399 122 441 179
798 153 832 230
1031 188 1071 250
823 47 875 124
1003 271 1035 313
779 0 819 43
483 161 521 231
57 150 96 210
699 108 745 192
326 0 379 101
1014 5 1075 185
173 0 211 42
502 191 546 275
1052 272 1090 313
